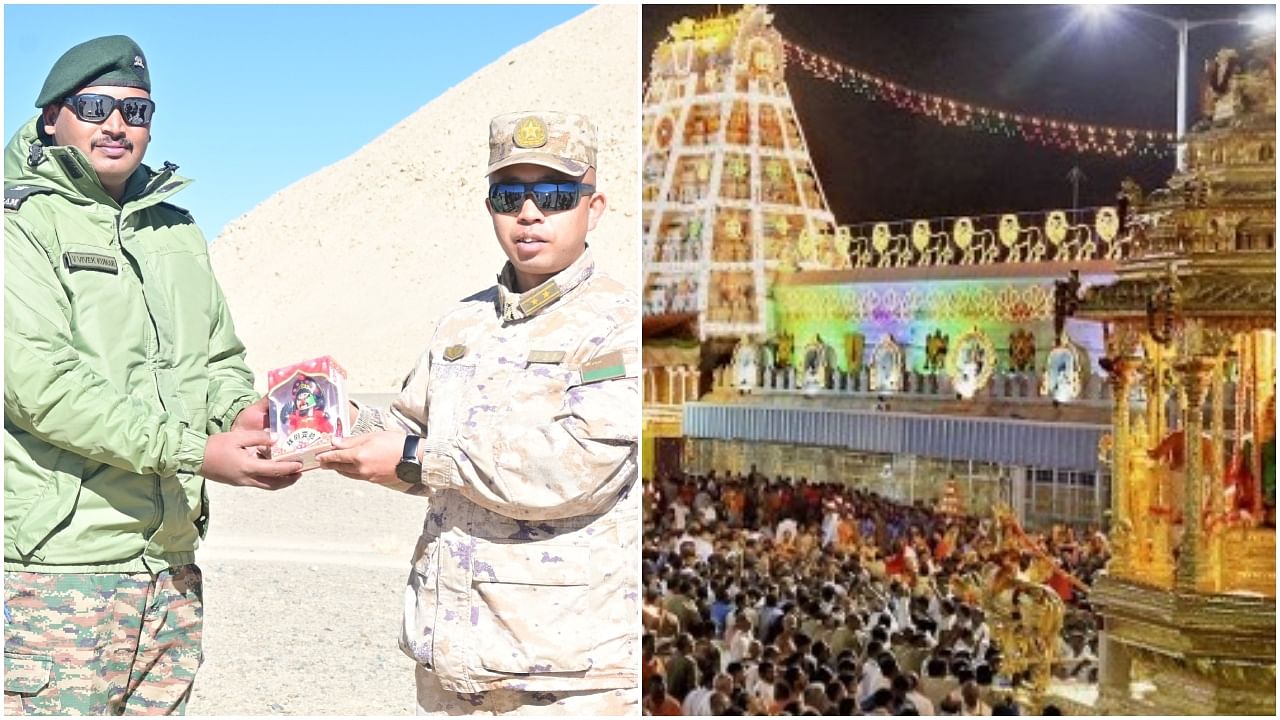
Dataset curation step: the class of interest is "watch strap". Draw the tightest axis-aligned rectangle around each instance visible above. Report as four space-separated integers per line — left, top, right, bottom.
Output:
397 434 424 485
401 434 423 464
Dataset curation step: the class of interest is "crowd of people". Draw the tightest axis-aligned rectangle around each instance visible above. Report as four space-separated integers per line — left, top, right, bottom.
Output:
641 468 1110 715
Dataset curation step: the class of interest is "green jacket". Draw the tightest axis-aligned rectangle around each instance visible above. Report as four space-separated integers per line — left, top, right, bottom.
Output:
4 117 256 573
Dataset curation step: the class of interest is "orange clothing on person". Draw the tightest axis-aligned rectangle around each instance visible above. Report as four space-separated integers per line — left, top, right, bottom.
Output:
642 655 665 688
885 547 910 578
935 526 958 562
645 696 683 716
725 488 745 520
837 518 857 550
1047 569 1075 602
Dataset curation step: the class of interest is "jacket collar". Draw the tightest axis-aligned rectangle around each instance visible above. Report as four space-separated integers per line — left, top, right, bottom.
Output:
494 247 595 322
4 115 188 214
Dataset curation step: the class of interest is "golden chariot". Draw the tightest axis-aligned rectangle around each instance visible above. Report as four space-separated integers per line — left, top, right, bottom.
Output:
1057 33 1276 716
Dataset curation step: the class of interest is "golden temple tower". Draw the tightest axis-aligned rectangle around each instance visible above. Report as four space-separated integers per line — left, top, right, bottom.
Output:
642 4 839 341
1063 34 1276 715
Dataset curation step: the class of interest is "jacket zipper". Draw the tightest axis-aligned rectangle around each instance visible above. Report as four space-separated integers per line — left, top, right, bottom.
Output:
116 213 166 541
121 171 188 552
116 215 164 372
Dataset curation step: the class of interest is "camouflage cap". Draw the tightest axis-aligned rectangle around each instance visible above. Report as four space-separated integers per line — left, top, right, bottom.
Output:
36 35 151 108
487 111 596 177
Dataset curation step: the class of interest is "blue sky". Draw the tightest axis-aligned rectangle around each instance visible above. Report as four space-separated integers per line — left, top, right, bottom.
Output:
4 4 592 240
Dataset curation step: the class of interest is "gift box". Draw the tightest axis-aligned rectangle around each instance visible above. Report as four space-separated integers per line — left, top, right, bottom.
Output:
267 356 348 470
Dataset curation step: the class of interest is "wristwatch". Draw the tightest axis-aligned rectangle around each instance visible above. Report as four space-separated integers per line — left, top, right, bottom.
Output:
396 434 424 485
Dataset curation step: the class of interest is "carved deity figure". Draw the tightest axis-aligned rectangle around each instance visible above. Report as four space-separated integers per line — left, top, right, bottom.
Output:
775 332 794 369
733 335 761 390
1202 48 1245 122
801 334 834 390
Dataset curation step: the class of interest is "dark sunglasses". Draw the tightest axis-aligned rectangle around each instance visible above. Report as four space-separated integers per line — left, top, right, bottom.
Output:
61 93 156 127
487 181 595 214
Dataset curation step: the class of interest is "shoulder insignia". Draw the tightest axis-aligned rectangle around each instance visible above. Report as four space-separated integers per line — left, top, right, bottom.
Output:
4 185 55 212
159 201 195 221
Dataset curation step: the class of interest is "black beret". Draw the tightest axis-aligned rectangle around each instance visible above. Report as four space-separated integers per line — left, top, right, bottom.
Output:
35 35 151 108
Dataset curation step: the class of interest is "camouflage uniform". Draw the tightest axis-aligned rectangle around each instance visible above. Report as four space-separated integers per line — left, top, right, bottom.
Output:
4 566 203 715
413 667 638 716
5 36 246 716
353 112 639 715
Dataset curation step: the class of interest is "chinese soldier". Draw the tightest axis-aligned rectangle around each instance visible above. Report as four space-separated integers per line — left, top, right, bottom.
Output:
319 111 639 715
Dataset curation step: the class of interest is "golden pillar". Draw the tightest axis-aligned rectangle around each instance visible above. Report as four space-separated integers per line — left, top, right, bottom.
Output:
1205 355 1228 591
1174 356 1214 591
1210 355 1227 516
1143 339 1166 443
1107 354 1137 574
1249 331 1273 519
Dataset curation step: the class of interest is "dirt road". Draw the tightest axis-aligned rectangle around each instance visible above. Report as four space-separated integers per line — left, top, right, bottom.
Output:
189 396 426 715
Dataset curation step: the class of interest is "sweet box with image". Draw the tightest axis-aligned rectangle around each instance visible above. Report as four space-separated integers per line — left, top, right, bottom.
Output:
267 355 348 470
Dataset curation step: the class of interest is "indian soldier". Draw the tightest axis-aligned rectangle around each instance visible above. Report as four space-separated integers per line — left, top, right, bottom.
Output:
4 35 301 715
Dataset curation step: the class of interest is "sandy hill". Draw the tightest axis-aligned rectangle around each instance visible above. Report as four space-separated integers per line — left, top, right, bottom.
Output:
211 5 638 392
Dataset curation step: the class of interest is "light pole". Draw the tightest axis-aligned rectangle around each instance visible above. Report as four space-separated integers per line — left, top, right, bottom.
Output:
1082 5 1274 171
1067 165 1087 212
1159 14 1252 171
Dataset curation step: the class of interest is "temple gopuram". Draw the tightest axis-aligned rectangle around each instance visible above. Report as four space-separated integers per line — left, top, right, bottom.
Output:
643 5 1127 527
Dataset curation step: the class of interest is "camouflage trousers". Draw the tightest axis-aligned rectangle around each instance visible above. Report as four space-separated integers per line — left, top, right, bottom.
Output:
3 565 203 716
414 665 639 716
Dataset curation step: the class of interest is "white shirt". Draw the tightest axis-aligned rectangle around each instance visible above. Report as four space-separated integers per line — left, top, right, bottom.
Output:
939 614 956 634
972 622 991 656
1059 641 1097 680
903 544 919 573
928 595 943 625
693 490 712 510
671 502 689 531
692 536 715 561
682 686 714 716
821 511 840 548
671 536 714 564
749 674 774 707
858 665 889 704
699 503 717 525
776 518 798 544
890 594 912 630
906 689 935 716
728 627 753 663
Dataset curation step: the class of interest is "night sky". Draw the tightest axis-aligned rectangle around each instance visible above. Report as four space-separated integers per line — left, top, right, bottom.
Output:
642 4 1270 224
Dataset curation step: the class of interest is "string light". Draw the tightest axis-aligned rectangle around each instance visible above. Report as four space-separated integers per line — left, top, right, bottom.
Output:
784 41 1176 159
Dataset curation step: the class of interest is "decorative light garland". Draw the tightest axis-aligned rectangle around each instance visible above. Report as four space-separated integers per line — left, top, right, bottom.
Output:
784 41 1177 159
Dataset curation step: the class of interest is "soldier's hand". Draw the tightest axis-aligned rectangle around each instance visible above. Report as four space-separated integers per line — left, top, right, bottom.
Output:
199 430 303 490
230 397 273 460
231 396 270 432
317 431 405 486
